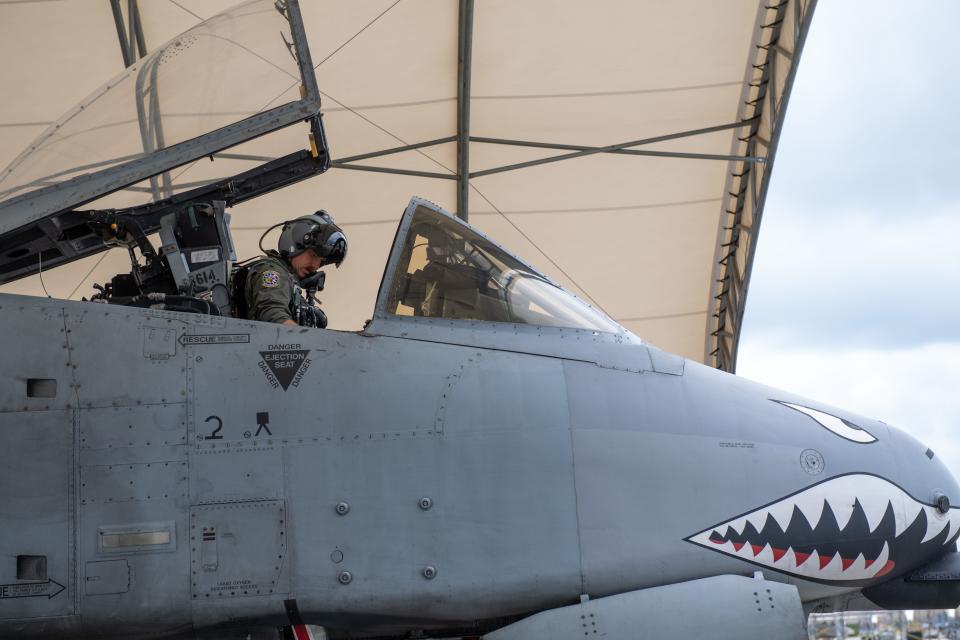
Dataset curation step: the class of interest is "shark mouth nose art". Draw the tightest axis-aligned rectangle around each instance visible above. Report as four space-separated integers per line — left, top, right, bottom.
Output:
686 474 960 584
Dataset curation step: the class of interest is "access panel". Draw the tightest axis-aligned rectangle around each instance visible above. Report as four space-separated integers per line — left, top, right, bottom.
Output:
0 410 72 620
190 500 288 600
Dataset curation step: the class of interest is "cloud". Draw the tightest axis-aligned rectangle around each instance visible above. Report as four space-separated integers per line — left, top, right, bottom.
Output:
737 339 960 478
742 209 960 347
771 1 960 213
745 2 960 348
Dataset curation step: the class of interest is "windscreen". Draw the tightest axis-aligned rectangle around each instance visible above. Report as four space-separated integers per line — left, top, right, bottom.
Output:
0 0 303 207
387 206 621 333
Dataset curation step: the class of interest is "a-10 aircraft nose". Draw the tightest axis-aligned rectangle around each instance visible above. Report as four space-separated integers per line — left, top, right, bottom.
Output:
862 421 960 578
680 372 960 587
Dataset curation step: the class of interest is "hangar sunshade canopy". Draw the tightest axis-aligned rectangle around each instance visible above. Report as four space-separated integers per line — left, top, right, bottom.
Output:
0 0 815 371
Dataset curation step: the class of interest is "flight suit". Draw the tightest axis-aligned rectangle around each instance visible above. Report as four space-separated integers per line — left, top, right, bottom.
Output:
244 252 298 324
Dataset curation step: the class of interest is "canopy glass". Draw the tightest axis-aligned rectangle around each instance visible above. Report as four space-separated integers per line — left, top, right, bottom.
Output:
384 202 621 334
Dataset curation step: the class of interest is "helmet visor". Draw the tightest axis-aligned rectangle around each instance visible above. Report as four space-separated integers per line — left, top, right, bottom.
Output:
316 229 347 266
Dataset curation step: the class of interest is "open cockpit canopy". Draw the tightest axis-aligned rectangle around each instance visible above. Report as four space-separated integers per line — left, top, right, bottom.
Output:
0 0 310 208
0 0 324 285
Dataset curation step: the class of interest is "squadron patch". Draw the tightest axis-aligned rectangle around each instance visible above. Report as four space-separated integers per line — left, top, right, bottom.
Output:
261 271 281 288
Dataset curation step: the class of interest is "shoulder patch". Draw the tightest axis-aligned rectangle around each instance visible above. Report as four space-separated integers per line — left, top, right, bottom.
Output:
261 270 281 288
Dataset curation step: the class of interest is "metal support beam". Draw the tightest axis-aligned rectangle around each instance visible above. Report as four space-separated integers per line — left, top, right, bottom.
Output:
129 0 147 59
329 162 456 181
472 140 765 171
335 136 456 164
109 0 147 68
109 0 134 67
312 120 760 188
318 121 761 185
455 0 474 221
470 121 762 178
472 119 751 151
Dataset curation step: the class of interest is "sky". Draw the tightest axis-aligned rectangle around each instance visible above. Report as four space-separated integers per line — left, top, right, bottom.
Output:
737 2 960 475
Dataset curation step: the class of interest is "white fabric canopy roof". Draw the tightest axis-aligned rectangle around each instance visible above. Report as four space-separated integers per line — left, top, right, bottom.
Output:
0 0 815 370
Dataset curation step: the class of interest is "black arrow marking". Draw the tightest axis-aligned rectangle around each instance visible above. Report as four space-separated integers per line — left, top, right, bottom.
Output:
0 579 65 600
178 334 250 346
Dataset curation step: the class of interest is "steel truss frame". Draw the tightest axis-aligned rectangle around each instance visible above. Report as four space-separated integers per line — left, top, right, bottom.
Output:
707 0 817 372
328 121 765 180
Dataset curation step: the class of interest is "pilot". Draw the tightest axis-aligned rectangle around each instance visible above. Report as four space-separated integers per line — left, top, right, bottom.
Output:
243 211 347 326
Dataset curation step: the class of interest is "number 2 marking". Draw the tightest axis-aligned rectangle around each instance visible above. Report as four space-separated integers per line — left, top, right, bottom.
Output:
204 415 223 440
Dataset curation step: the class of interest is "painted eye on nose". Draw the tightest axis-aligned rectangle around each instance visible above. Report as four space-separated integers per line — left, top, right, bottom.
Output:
774 401 877 444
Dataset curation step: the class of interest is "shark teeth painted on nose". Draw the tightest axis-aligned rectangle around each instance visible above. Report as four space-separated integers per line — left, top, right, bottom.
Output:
686 474 960 584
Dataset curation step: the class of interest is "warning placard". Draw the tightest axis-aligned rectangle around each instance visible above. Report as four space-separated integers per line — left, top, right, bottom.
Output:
258 345 311 391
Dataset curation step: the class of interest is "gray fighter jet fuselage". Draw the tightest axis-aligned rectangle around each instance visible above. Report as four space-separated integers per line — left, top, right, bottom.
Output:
1 198 959 640
2 2 959 637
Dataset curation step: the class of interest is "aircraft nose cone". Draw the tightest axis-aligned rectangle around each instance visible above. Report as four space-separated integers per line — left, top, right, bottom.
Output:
883 423 960 506
868 422 960 576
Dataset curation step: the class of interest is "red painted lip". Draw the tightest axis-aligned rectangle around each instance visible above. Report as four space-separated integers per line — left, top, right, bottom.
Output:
874 559 896 578
704 541 894 576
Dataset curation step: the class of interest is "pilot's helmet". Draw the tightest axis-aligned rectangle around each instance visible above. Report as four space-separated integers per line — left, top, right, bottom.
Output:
277 210 348 267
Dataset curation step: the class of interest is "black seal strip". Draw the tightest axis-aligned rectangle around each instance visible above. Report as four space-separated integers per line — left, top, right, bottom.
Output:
284 598 305 627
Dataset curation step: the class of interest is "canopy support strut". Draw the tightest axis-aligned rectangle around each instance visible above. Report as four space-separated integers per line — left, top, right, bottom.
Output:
456 0 475 221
